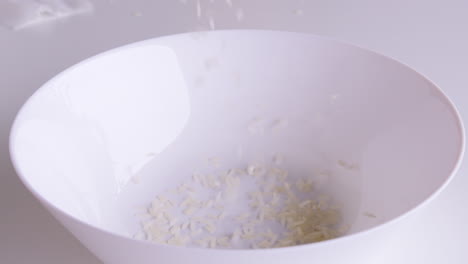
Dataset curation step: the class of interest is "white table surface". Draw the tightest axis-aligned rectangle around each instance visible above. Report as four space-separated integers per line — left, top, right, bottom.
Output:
1 1 467 263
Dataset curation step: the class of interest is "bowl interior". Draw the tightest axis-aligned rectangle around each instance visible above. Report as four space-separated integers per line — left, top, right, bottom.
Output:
10 31 463 240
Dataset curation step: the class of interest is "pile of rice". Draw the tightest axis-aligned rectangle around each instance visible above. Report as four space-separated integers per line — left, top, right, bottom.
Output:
136 157 343 249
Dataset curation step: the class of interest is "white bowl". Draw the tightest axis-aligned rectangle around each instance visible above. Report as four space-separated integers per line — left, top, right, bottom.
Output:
10 30 464 264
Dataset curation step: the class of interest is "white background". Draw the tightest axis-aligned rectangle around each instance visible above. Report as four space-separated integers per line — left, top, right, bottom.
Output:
1 0 467 263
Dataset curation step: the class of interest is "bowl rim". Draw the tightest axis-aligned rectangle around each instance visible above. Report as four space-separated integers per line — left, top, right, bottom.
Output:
8 29 466 253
